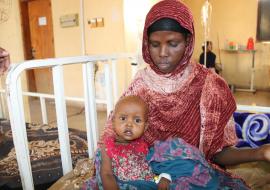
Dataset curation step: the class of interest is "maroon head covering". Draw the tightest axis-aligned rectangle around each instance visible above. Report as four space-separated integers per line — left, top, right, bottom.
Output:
142 0 195 76
100 0 237 163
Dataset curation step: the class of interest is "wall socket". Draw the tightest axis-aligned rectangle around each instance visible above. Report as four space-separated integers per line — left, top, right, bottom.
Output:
88 17 104 28
88 18 97 28
96 17 104 27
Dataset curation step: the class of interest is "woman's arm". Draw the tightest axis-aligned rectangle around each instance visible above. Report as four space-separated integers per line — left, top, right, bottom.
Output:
213 144 270 166
100 146 119 190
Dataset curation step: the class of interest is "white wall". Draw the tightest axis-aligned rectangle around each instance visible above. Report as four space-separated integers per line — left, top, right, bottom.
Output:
184 0 270 90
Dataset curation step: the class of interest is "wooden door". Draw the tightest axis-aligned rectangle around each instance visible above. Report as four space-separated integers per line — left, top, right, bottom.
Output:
28 0 54 93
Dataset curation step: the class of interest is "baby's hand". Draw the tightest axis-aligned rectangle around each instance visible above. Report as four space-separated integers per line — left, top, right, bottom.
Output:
158 177 171 190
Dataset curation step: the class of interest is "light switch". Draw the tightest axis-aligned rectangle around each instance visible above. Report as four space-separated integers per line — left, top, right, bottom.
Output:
88 18 97 28
60 14 79 28
96 17 104 27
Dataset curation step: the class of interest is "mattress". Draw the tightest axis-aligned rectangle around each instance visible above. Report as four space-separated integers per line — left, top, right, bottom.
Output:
0 119 88 189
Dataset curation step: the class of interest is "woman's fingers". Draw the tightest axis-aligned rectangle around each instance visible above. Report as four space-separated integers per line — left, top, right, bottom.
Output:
251 175 270 188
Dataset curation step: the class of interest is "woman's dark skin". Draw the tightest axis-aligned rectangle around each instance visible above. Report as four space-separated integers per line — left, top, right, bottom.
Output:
148 31 188 74
148 30 270 167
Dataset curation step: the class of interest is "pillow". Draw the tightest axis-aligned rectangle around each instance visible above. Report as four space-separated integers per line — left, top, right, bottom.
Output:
0 119 88 189
233 112 270 148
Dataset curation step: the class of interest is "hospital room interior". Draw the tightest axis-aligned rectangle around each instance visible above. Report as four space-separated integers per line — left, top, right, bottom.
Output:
1 0 270 189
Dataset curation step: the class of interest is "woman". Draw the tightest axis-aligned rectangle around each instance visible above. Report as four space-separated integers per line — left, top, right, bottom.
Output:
97 0 270 188
199 41 218 73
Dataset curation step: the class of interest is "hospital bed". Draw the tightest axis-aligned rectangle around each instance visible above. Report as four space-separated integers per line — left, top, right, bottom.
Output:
1 54 270 190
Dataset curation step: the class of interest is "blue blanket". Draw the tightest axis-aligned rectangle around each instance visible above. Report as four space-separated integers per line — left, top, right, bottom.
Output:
233 112 270 148
82 138 249 190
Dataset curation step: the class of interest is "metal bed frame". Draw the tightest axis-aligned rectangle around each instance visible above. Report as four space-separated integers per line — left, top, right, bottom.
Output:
4 54 137 190
2 54 270 190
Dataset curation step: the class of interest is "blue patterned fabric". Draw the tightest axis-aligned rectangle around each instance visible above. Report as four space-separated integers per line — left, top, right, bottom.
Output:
233 112 270 148
147 138 219 190
81 138 249 190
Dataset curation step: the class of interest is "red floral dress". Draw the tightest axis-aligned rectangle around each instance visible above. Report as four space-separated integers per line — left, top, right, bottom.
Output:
104 137 154 181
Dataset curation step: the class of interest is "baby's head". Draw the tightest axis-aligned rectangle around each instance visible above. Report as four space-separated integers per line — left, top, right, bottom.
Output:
112 95 148 143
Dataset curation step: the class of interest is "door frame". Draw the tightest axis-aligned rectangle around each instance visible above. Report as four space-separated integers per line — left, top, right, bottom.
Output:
19 0 55 92
20 0 36 92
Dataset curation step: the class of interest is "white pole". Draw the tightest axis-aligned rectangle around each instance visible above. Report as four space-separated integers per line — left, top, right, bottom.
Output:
40 97 48 124
80 0 86 55
201 0 212 68
249 50 256 92
204 30 207 67
104 63 114 116
52 66 73 174
6 77 34 190
111 59 119 103
82 62 99 157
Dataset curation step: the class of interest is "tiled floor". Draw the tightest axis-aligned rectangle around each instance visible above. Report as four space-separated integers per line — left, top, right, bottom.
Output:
29 98 107 135
234 90 270 107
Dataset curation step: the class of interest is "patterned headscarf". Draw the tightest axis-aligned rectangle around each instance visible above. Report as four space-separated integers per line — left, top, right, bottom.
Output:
100 0 237 163
142 0 195 76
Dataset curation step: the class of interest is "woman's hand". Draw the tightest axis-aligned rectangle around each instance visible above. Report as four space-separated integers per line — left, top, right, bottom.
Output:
158 177 171 190
257 144 270 161
251 173 270 188
0 47 11 74
213 145 270 166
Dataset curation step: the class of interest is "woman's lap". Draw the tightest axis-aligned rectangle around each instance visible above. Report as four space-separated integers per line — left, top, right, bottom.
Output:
80 138 249 190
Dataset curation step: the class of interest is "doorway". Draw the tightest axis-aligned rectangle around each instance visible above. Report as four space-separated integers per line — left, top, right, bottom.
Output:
20 0 54 93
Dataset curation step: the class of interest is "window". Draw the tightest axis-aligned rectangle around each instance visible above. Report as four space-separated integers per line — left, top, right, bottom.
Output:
257 0 270 42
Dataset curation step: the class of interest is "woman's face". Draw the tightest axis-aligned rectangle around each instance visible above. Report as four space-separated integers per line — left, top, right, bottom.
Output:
148 31 187 73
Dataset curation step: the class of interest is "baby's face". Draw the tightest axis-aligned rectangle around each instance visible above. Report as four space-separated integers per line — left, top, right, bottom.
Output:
113 99 147 143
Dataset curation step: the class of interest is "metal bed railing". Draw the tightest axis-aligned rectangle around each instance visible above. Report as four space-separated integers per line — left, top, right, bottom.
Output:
2 54 270 190
4 54 137 190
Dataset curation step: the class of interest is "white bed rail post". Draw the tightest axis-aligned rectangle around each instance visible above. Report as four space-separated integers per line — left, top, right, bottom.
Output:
3 54 137 189
104 62 114 116
52 65 73 174
82 62 99 157
237 105 270 113
111 59 119 104
6 77 34 190
40 97 48 124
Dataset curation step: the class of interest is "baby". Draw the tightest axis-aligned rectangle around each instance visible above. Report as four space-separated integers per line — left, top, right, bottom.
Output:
99 95 221 190
100 95 170 190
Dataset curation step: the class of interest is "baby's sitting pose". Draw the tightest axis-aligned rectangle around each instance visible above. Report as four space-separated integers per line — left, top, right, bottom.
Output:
100 95 158 190
99 95 222 190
